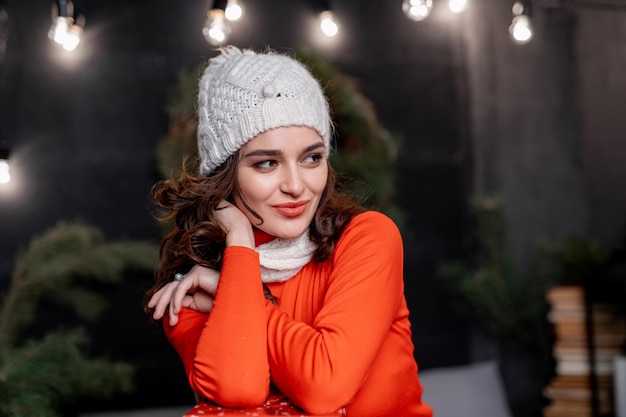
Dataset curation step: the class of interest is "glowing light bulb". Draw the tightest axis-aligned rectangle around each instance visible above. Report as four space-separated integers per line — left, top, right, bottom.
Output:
319 10 339 37
48 10 84 52
449 0 468 13
512 1 525 16
48 17 71 44
510 15 533 44
0 159 10 184
225 0 244 21
402 0 433 21
62 24 82 51
202 9 231 45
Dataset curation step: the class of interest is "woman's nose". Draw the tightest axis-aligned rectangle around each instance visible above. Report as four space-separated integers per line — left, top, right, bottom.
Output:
280 165 305 196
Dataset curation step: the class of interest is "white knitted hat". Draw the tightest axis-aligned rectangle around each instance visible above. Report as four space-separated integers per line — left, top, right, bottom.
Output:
196 46 332 176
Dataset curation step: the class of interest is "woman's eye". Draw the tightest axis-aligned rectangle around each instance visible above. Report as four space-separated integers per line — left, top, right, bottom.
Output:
303 153 323 164
254 160 277 170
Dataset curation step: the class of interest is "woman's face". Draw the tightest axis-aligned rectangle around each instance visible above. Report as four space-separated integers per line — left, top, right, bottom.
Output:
234 126 329 239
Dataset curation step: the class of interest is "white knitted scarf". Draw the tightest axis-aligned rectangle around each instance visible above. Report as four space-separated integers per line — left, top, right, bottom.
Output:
257 231 317 283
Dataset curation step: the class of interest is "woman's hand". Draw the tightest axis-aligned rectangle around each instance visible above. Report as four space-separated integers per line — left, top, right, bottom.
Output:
213 199 255 249
148 200 253 326
148 265 220 326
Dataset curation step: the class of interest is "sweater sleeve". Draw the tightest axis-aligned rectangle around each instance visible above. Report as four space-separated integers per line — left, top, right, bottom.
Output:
265 211 406 414
163 246 270 407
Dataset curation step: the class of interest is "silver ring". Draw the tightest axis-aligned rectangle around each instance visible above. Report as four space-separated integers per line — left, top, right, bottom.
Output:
174 273 184 281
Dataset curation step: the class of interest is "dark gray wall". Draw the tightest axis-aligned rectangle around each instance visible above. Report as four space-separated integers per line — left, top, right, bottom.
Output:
462 1 588 266
0 0 625 414
462 0 626 265
0 0 469 412
576 8 626 245
460 0 626 408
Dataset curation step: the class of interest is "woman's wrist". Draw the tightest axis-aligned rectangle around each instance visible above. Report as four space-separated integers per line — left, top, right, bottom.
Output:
225 226 255 249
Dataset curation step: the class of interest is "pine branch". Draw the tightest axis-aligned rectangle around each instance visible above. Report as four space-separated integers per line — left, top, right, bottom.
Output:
0 329 133 417
0 221 157 416
436 198 553 352
0 222 157 351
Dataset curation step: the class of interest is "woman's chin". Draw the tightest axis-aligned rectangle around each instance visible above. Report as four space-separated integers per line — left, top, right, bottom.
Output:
261 223 309 240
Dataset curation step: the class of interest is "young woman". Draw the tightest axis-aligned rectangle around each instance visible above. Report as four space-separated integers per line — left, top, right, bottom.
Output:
145 46 433 417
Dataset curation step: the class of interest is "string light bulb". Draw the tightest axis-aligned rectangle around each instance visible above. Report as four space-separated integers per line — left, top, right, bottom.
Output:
203 0 231 45
448 0 468 13
510 0 534 44
319 10 339 37
48 0 85 51
49 16 70 44
62 14 84 51
0 145 10 184
225 0 244 21
402 0 433 21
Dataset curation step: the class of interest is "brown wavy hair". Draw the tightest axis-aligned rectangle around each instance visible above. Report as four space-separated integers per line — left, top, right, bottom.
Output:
143 151 364 317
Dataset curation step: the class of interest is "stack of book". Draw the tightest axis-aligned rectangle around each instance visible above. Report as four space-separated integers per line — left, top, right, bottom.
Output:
543 286 625 417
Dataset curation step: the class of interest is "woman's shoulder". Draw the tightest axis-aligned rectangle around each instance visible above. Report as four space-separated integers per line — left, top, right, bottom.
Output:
338 210 402 246
330 211 404 272
346 210 400 232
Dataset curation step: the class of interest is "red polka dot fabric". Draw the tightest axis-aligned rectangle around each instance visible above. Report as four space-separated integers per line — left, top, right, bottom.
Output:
184 394 346 416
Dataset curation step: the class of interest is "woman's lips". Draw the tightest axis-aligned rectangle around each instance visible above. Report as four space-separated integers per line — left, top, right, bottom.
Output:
272 201 308 218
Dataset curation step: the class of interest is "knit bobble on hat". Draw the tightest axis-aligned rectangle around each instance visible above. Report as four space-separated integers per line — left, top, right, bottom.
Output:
196 46 332 176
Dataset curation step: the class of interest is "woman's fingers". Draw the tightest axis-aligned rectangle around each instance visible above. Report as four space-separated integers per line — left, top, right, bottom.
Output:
147 283 170 308
169 291 215 326
150 282 178 320
214 200 234 211
150 266 221 324
213 199 255 248
188 265 220 294
170 274 195 316
185 291 214 313
169 300 180 326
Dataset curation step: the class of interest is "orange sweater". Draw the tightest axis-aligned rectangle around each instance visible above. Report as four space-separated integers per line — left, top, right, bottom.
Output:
164 211 433 417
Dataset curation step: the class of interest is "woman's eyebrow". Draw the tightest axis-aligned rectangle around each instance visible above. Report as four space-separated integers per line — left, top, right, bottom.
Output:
243 149 281 158
243 142 325 158
304 142 325 153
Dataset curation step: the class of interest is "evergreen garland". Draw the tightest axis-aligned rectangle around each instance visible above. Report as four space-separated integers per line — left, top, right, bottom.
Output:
156 48 404 226
436 197 553 353
436 197 615 417
294 47 402 223
436 197 612 353
0 221 158 417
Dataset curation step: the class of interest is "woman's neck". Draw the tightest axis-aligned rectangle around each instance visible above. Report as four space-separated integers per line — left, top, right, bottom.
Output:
253 228 276 247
